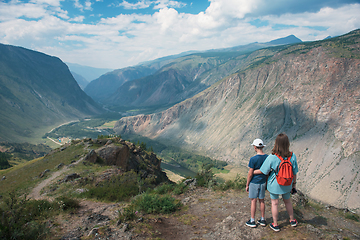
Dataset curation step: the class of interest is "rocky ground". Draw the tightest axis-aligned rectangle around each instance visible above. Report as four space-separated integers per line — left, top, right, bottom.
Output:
26 139 360 239
39 184 360 240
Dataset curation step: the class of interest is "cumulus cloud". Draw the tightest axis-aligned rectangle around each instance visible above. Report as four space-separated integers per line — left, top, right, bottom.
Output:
118 0 152 9
0 0 360 69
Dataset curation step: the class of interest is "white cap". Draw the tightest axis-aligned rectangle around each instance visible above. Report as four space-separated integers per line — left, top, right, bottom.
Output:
251 139 266 147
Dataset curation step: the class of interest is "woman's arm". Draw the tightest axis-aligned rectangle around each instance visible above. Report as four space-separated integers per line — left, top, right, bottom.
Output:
253 169 263 175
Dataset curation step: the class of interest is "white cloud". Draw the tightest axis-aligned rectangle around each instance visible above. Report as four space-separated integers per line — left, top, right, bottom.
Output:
153 0 186 9
1 0 360 69
118 0 152 9
30 0 62 7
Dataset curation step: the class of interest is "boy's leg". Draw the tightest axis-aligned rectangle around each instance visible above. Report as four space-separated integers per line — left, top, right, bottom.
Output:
251 198 257 220
259 182 266 219
246 183 259 227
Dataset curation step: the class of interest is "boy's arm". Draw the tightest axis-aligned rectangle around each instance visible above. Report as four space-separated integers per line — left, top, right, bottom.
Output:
246 168 254 192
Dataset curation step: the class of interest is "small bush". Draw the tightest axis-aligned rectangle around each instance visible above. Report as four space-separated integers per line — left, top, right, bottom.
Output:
118 205 138 222
213 174 247 191
133 193 181 214
56 196 80 211
0 191 80 239
152 183 175 195
195 164 214 187
81 170 139 202
172 182 187 195
345 212 359 222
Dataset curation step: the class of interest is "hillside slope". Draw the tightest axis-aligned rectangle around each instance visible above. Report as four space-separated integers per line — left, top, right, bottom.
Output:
114 29 360 212
0 44 104 142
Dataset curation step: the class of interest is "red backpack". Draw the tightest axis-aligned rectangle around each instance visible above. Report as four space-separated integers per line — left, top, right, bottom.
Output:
275 152 293 186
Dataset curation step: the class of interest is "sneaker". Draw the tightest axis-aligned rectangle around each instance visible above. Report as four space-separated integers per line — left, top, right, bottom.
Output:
290 219 298 227
245 220 257 228
257 219 266 226
269 223 280 232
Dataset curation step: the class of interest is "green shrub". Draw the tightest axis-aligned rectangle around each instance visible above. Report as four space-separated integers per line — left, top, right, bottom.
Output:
56 196 80 211
345 212 359 222
195 164 214 187
152 183 175 195
213 174 246 191
172 182 187 195
133 193 181 214
0 191 80 239
0 151 12 169
118 205 138 222
81 170 139 202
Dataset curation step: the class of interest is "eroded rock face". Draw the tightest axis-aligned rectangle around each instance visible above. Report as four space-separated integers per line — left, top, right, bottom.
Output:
114 31 360 212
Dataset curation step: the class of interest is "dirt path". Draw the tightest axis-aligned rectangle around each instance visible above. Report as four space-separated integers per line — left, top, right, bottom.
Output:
28 156 85 200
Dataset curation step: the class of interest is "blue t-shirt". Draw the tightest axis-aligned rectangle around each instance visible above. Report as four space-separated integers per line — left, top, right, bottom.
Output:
259 153 298 194
248 154 268 184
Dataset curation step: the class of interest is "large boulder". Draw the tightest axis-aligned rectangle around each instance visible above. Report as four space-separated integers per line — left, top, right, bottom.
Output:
95 144 130 169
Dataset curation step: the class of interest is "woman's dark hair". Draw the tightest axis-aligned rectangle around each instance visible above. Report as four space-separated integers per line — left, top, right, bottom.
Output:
272 133 291 158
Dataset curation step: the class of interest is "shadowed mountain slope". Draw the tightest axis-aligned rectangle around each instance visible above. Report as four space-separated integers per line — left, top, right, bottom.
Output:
0 43 104 142
114 29 360 212
84 66 158 103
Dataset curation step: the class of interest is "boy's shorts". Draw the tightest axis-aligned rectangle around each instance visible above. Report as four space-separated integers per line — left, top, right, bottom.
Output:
269 192 291 200
249 182 266 199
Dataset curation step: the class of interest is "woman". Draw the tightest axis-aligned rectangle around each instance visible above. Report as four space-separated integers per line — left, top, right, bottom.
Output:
255 133 298 232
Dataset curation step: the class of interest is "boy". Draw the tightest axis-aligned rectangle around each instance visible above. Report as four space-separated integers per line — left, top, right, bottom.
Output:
245 138 268 228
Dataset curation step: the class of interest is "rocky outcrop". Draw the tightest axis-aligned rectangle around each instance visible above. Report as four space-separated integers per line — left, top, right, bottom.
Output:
83 138 169 185
114 30 360 212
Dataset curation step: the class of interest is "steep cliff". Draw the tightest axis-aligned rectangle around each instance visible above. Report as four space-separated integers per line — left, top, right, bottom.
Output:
114 29 360 211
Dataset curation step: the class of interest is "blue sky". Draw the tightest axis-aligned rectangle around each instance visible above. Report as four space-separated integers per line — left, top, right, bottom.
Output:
1 0 360 69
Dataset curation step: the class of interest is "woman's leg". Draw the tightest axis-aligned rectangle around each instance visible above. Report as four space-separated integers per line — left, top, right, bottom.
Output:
271 198 279 226
283 197 294 221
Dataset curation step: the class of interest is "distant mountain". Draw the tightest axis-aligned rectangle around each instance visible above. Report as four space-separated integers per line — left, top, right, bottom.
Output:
207 34 302 53
84 66 158 103
96 35 301 111
268 34 301 45
66 62 113 82
71 71 89 90
0 44 104 142
114 29 360 211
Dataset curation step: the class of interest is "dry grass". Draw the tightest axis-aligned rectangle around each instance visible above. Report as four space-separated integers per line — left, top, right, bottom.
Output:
163 169 185 183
